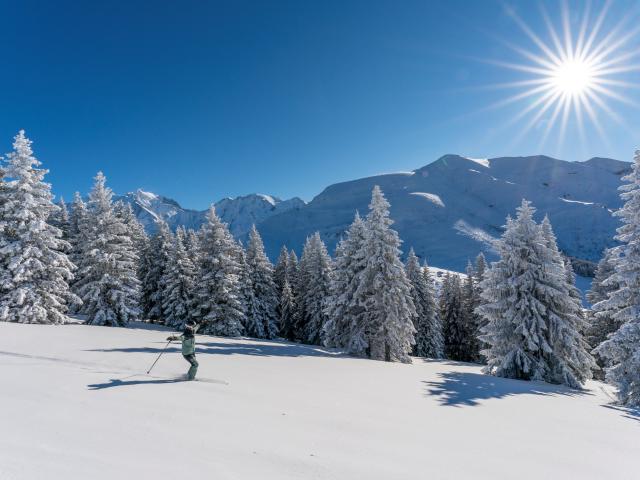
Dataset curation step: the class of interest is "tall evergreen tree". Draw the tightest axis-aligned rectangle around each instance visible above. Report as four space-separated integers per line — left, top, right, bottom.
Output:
324 212 368 351
161 228 196 329
0 131 78 324
244 225 279 339
594 150 640 406
405 249 443 358
50 196 71 243
356 186 416 362
274 245 290 295
477 201 595 388
297 232 333 345
461 261 483 362
116 202 148 257
141 221 173 322
191 207 245 336
278 279 298 341
440 273 466 360
585 248 620 377
74 172 140 326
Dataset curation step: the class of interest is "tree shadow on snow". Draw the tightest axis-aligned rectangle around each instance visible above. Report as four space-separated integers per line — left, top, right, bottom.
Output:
87 338 344 359
423 371 589 407
602 404 640 423
87 377 184 390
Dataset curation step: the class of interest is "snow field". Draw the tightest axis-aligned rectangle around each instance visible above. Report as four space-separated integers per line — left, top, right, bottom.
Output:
1 322 638 480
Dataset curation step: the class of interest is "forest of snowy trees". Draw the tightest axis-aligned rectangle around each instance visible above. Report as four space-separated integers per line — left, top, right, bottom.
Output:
1 130 640 407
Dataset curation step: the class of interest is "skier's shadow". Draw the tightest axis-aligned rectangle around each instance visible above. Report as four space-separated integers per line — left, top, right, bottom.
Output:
423 369 588 407
87 377 183 390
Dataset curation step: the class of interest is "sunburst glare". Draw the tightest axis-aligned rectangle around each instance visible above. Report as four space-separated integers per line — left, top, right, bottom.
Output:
484 1 640 151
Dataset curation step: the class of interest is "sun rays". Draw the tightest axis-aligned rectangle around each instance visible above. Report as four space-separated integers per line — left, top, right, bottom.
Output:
485 1 640 152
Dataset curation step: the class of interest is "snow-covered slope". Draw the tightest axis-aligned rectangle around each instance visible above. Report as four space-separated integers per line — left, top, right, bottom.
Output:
0 322 637 479
116 155 627 272
259 155 628 271
115 190 305 239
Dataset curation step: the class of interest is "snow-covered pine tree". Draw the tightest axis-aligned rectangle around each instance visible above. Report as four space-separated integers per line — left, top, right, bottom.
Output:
474 252 488 359
477 201 595 388
541 216 588 338
405 249 443 358
440 273 466 360
0 130 78 324
585 248 620 377
422 262 444 358
274 245 290 295
140 221 173 322
116 201 148 257
161 228 196 329
287 249 299 284
297 232 333 345
461 261 483 362
74 172 140 326
50 196 71 243
357 186 416 362
593 150 640 407
191 206 245 336
68 192 88 264
244 225 279 339
475 252 486 283
278 279 298 341
324 212 368 351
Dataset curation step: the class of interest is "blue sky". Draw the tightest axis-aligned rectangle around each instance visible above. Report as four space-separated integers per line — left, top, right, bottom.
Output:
1 0 639 208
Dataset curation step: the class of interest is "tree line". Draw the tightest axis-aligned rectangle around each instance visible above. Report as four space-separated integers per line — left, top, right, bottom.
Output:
1 131 638 407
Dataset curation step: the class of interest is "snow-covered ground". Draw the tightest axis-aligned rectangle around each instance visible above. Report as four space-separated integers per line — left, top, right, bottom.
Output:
1 322 637 480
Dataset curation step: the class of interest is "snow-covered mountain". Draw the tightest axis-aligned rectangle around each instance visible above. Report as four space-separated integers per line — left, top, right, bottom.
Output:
118 154 629 273
115 190 305 239
257 155 628 271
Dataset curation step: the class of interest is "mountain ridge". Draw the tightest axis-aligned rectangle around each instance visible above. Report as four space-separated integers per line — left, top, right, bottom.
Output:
117 154 629 273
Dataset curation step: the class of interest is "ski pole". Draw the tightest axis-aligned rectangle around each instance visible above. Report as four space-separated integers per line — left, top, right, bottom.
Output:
147 340 172 374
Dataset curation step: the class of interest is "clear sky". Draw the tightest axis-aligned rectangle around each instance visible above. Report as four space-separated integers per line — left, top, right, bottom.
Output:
1 0 639 208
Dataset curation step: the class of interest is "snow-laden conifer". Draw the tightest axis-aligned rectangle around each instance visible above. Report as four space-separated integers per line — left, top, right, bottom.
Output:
50 196 71 243
461 261 483 362
75 172 140 326
594 150 640 406
357 186 416 362
141 221 173 322
477 201 595 388
278 279 298 341
585 249 620 376
161 228 196 329
244 225 279 339
297 232 333 345
324 212 368 351
405 249 443 358
0 131 78 324
440 273 466 360
274 245 290 295
191 206 245 336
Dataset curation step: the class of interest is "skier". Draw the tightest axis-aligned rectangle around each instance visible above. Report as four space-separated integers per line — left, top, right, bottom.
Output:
167 321 200 381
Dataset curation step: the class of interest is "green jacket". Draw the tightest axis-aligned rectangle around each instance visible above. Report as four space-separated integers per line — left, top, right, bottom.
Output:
168 334 196 355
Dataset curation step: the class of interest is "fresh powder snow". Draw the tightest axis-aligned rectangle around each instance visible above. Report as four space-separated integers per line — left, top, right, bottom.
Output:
0 321 637 480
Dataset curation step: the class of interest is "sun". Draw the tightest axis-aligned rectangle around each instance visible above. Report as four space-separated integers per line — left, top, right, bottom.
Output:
480 2 640 151
550 59 595 96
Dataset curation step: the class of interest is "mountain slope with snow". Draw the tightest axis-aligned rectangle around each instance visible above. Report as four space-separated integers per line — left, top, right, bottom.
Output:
0 322 637 480
116 155 627 272
259 155 627 270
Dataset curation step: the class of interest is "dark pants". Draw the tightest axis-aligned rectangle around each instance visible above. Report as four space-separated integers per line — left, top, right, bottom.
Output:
183 354 199 380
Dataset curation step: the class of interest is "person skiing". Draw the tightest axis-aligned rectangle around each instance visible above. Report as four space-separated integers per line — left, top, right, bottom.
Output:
167 321 200 381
